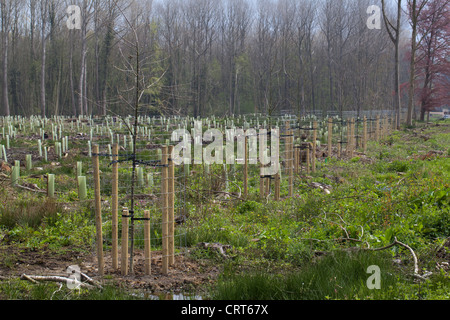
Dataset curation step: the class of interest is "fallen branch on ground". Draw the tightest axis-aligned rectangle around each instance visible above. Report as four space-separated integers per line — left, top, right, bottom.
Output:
16 184 47 193
197 242 233 258
368 237 429 280
20 274 102 289
79 271 103 289
298 236 429 280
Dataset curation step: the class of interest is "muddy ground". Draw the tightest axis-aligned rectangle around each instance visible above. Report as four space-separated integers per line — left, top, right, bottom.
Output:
0 244 220 298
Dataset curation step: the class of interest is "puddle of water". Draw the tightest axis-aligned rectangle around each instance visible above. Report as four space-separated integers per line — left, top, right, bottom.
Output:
134 292 203 300
172 293 203 300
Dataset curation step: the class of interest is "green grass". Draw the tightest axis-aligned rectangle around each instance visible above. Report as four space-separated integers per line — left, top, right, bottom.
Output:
197 121 450 299
213 250 404 300
1 119 449 300
0 196 61 229
0 280 143 300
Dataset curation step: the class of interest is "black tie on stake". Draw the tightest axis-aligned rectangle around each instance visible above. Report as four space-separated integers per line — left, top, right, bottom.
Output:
122 210 151 221
91 152 169 167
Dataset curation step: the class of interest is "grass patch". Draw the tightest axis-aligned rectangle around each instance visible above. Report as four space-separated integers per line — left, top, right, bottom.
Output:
213 250 402 300
0 196 61 229
0 280 143 300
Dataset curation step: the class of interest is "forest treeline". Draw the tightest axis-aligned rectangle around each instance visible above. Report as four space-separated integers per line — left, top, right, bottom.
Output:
0 0 446 119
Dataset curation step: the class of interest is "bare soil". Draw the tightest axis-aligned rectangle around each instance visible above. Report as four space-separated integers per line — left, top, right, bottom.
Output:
0 244 220 297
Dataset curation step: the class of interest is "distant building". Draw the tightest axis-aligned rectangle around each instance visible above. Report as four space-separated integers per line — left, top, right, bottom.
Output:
429 107 449 118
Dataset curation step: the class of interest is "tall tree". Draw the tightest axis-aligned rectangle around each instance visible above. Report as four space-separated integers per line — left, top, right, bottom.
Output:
381 0 403 129
0 0 15 116
78 0 95 116
184 0 218 117
0 0 415 119
39 0 49 117
406 0 429 125
221 0 251 115
156 0 185 115
251 0 280 115
415 0 450 120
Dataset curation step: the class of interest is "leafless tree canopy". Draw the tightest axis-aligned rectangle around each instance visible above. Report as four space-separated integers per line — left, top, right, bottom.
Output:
0 0 428 118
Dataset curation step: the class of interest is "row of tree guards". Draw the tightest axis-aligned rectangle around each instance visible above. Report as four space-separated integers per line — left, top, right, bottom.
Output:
2 113 395 277
258 115 393 200
91 144 176 276
87 115 393 276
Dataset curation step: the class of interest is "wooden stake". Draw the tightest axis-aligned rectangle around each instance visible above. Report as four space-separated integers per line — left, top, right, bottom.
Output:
312 121 317 173
92 145 104 276
306 144 310 174
168 145 175 266
161 146 169 275
260 163 265 199
300 144 304 173
363 116 367 154
337 142 341 159
387 116 391 135
346 120 351 156
288 130 293 197
144 210 151 275
112 144 119 270
243 135 248 198
349 118 354 158
275 172 280 201
285 121 290 172
121 207 129 276
379 116 383 140
328 118 332 159
375 115 380 141
384 116 388 137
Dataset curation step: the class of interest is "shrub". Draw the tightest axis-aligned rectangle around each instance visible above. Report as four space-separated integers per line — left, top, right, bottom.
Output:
235 200 264 215
387 160 409 173
213 250 401 300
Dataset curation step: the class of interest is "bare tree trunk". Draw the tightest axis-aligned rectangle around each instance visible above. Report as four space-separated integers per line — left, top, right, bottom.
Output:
54 58 62 116
100 20 115 117
394 33 401 128
382 0 403 129
94 0 100 116
41 38 46 117
1 0 10 116
83 61 88 115
40 1 47 118
29 0 35 60
407 27 416 126
2 31 9 116
79 0 91 117
79 42 86 116
129 43 140 274
69 31 77 116
407 0 429 126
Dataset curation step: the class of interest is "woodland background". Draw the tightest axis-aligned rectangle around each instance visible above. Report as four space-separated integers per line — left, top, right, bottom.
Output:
0 0 448 120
